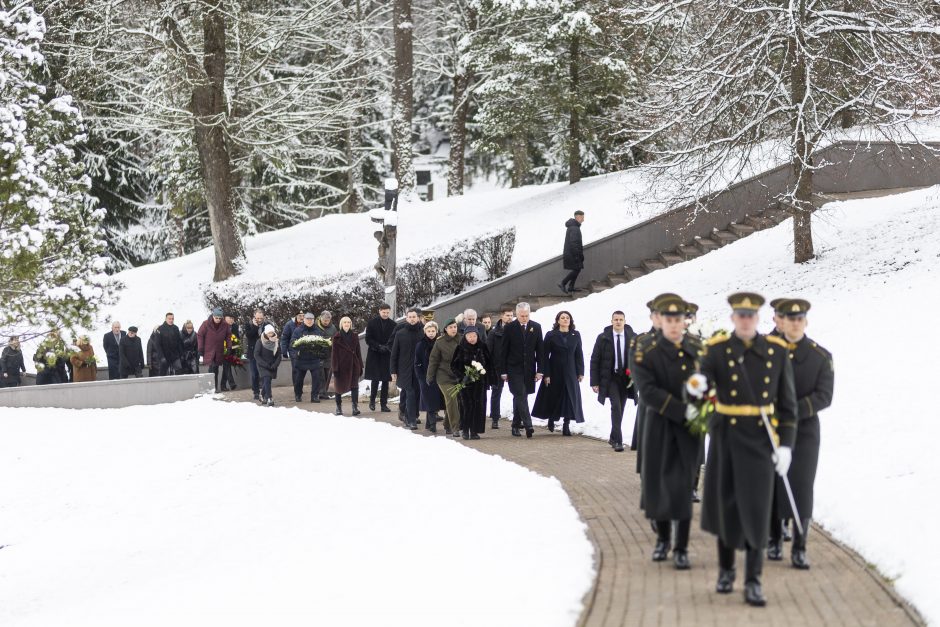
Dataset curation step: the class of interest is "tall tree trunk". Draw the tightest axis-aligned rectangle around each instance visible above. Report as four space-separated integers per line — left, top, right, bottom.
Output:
188 1 243 280
789 1 815 264
342 127 365 213
568 36 581 184
392 0 415 193
447 72 471 196
511 133 528 188
341 0 365 213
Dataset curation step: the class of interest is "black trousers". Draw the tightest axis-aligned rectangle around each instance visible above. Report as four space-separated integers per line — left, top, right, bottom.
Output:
208 364 220 392
561 268 581 290
655 519 691 551
510 390 533 429
605 376 629 445
400 380 419 425
108 364 120 380
489 379 504 419
295 367 322 400
370 379 389 406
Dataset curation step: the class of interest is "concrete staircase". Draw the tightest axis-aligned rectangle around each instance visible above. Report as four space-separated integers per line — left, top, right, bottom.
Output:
501 203 792 311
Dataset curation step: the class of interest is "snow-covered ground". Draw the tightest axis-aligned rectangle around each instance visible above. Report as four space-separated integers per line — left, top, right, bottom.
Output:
525 185 940 623
0 397 594 627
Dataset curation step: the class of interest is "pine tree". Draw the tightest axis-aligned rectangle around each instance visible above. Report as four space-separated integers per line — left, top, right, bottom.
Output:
0 3 112 338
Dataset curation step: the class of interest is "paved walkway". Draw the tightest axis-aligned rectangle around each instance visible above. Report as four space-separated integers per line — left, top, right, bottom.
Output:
224 389 922 626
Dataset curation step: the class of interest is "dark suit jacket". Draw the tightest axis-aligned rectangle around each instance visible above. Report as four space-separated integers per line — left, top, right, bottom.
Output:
590 324 637 404
103 330 127 366
498 319 545 395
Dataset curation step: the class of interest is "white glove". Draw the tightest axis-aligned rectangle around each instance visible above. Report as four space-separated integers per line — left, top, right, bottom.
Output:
685 373 707 399
773 446 792 477
684 403 698 422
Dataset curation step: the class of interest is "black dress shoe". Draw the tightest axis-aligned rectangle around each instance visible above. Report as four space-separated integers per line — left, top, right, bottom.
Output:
461 430 470 440
525 427 534 438
607 438 615 447
547 420 555 432
311 398 321 404
692 489 701 503
380 405 392 413
673 549 690 570
791 549 810 570
444 428 453 435
409 423 419 431
744 581 766 607
557 282 569 294
429 422 437 433
470 433 480 440
766 539 783 561
334 408 342 416
295 395 302 402
352 407 361 416
652 540 671 561
491 419 500 429
716 568 736 594
368 402 376 411
511 427 521 437
613 442 625 452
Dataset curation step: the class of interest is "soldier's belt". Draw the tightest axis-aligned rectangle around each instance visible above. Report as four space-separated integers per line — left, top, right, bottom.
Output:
715 402 775 417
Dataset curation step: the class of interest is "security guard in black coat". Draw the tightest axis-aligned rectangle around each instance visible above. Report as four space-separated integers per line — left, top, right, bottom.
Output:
698 292 798 607
631 295 703 570
767 298 834 569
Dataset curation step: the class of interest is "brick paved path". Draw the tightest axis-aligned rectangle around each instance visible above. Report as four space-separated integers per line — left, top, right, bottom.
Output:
224 390 922 626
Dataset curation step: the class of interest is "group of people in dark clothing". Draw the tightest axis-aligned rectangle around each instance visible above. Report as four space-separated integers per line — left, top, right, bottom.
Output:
627 291 833 609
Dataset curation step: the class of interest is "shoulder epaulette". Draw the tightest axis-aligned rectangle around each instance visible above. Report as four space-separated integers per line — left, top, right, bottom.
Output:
706 333 731 347
765 335 789 349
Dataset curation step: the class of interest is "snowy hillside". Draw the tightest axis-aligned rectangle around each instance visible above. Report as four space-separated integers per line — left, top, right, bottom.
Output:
526 185 940 623
80 169 654 361
0 398 594 627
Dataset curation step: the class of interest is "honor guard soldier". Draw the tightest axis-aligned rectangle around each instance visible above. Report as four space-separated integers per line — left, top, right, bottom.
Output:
696 292 798 607
768 298 785 337
684 300 704 503
767 298 834 569
631 295 703 569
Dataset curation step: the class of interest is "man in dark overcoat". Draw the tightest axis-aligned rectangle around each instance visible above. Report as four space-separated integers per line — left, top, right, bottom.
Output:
485 309 513 428
590 311 637 452
630 296 702 569
558 210 584 294
498 302 545 438
390 308 423 429
102 321 126 380
365 303 397 412
767 298 834 570
157 312 183 375
697 292 798 607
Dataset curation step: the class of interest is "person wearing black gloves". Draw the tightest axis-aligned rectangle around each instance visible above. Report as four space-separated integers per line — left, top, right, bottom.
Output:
364 303 396 411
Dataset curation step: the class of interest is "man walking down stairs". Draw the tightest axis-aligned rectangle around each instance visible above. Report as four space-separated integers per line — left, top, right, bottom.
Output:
558 210 585 294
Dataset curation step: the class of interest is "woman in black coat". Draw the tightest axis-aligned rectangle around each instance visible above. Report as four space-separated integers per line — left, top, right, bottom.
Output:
532 311 585 435
254 325 282 406
414 321 443 432
1 336 27 387
180 320 200 374
450 328 494 439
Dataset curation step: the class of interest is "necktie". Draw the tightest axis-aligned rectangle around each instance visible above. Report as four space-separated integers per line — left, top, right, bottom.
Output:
616 334 622 372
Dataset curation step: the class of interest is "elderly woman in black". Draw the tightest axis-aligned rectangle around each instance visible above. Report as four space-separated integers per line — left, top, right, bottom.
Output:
532 310 585 435
450 327 494 440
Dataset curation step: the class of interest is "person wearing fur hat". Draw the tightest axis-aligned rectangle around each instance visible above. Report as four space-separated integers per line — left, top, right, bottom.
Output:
331 316 364 416
254 324 282 406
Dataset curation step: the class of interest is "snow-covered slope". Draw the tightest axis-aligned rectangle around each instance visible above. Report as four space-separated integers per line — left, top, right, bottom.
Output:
525 185 940 623
0 397 594 626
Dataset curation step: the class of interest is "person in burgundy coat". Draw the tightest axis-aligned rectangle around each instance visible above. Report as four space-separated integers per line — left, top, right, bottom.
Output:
331 316 364 416
197 307 231 392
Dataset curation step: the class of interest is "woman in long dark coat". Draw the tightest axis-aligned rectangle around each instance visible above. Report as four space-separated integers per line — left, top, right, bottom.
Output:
450 328 494 440
532 310 585 435
180 320 200 374
414 321 443 432
331 316 364 416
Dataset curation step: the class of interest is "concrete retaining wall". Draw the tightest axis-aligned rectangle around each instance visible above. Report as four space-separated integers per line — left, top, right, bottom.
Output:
0 374 217 409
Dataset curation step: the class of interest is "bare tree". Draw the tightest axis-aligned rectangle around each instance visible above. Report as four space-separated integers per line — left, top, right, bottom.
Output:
392 0 416 193
627 0 940 263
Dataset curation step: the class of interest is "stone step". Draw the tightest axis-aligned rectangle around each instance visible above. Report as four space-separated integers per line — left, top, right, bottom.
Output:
658 252 685 266
677 245 703 261
624 267 646 281
693 237 721 254
711 230 739 246
607 273 630 285
728 223 756 237
641 259 667 273
590 281 612 293
744 215 774 230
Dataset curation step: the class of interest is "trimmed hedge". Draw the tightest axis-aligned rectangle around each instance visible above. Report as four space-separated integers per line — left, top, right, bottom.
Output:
204 227 516 328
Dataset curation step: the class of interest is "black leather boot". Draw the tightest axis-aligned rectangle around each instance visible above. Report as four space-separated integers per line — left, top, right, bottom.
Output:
652 521 671 561
744 547 766 606
791 519 811 569
351 401 361 416
547 419 555 432
716 568 736 594
461 429 470 440
673 519 691 569
334 399 342 415
525 427 534 438
766 539 783 561
511 426 521 437
563 420 571 436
